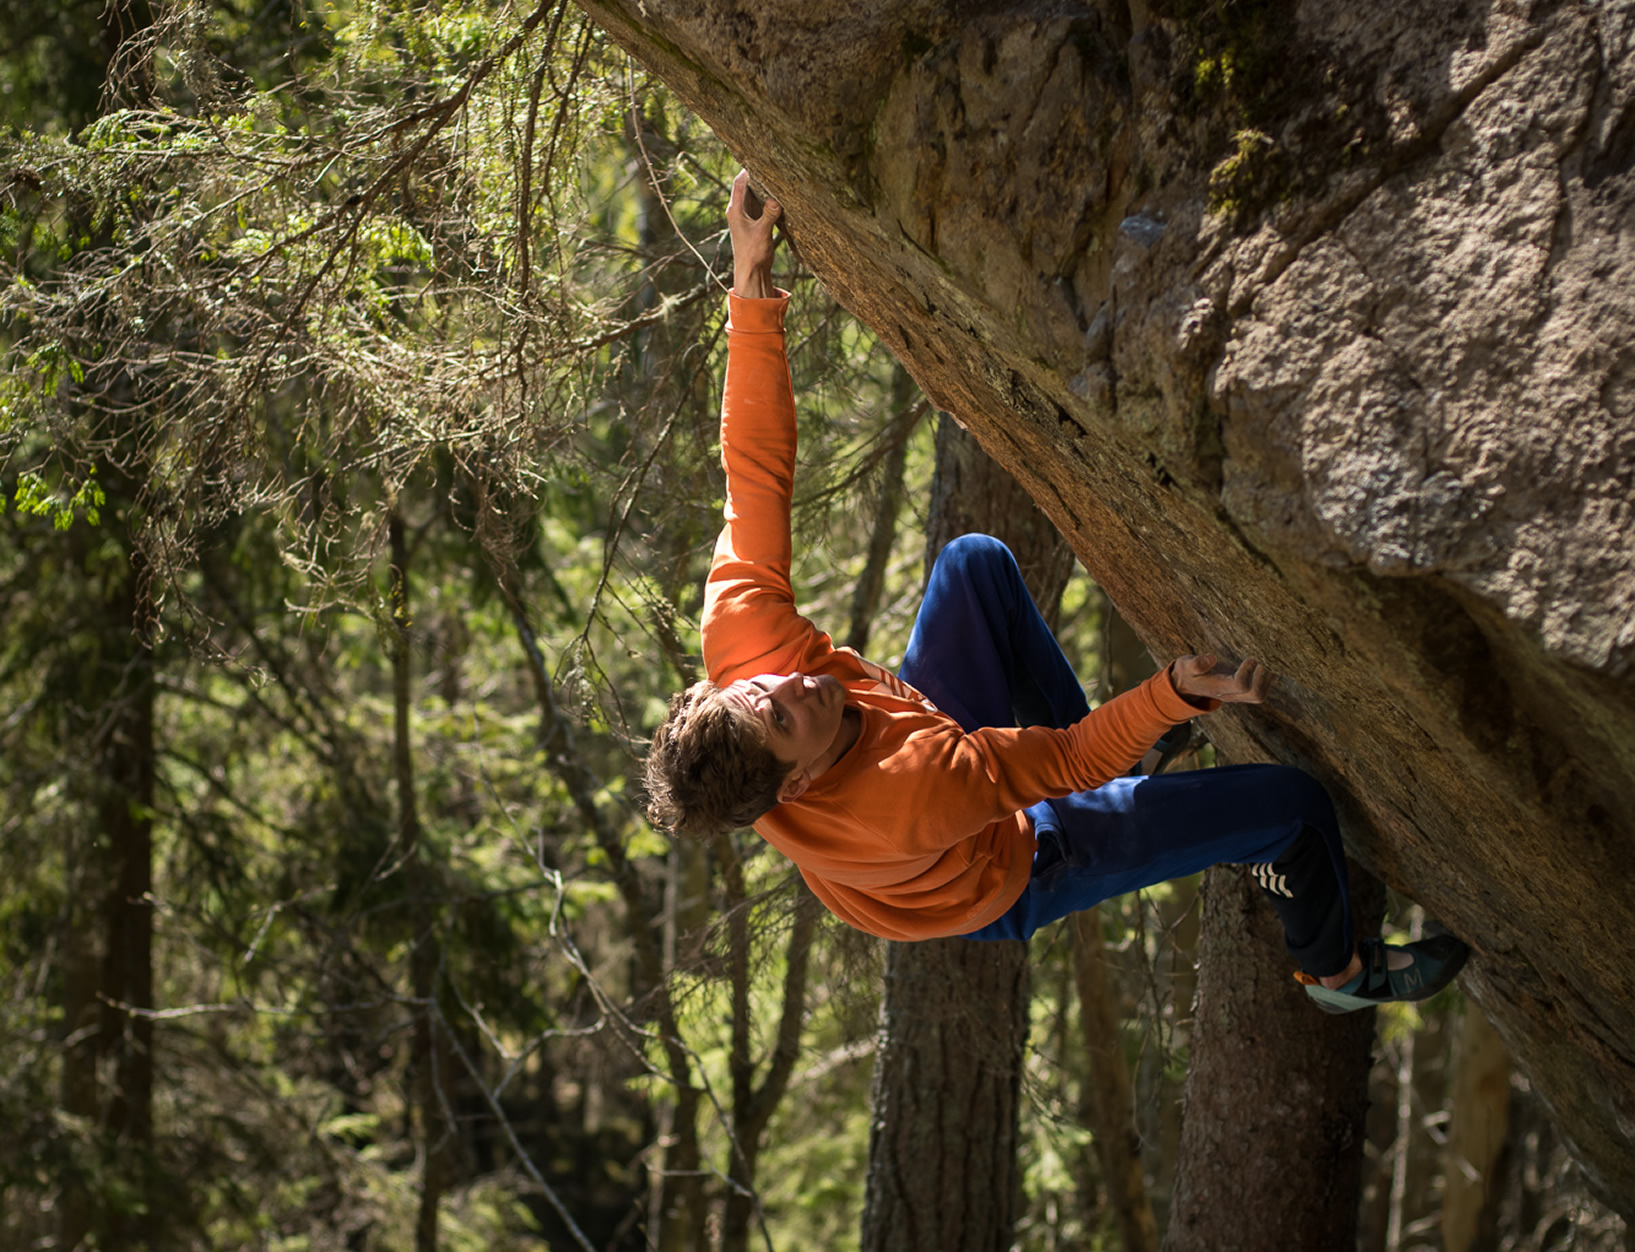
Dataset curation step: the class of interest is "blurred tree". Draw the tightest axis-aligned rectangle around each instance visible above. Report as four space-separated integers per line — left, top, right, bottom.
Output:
1162 866 1383 1252
860 415 1074 1252
1442 1006 1511 1252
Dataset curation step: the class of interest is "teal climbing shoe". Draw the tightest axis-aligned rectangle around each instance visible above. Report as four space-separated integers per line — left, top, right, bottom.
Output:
1302 934 1470 1014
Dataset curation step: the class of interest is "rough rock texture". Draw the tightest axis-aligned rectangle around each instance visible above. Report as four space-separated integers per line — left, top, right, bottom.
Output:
576 0 1635 1213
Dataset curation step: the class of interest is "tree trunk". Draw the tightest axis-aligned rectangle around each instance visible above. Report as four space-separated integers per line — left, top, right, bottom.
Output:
652 833 710 1252
97 642 156 1250
86 528 158 1251
1146 874 1198 1225
719 876 821 1252
845 363 917 655
1162 866 1381 1252
861 415 1075 1252
862 936 1031 1252
58 865 100 1252
1442 1007 1512 1252
1072 910 1159 1252
1383 984 1419 1252
391 512 454 1252
615 101 720 1251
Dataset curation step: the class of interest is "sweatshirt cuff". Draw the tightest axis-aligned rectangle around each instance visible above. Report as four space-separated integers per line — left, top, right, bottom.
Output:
1148 665 1219 720
727 288 792 332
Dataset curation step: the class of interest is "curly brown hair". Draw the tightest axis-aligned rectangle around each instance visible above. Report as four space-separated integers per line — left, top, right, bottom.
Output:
643 680 792 838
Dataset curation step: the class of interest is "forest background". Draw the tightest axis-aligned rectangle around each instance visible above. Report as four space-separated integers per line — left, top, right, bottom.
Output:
0 1 1626 1250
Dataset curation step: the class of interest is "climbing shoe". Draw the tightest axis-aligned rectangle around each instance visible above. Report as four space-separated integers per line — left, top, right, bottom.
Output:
1300 933 1470 1014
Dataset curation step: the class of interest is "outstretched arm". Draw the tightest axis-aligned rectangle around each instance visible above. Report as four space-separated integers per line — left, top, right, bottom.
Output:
703 172 827 683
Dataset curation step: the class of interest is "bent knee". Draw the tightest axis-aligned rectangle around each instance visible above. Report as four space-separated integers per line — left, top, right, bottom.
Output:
1266 765 1339 827
934 533 1015 580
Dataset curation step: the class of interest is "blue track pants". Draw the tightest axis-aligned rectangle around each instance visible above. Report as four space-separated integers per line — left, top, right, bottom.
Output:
896 535 1355 977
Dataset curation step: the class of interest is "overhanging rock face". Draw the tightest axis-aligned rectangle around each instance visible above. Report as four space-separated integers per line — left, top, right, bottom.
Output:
578 0 1635 1212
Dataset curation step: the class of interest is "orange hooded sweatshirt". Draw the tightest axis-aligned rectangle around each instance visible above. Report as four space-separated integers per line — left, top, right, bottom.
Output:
703 291 1206 940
